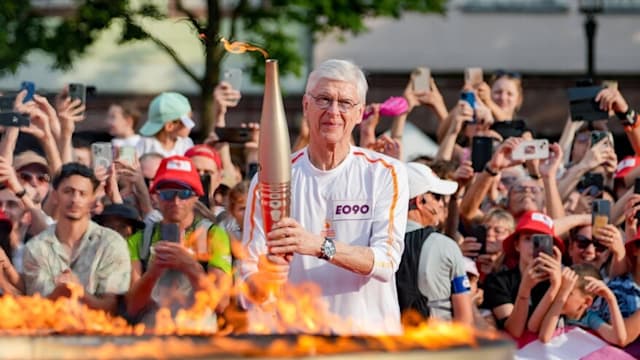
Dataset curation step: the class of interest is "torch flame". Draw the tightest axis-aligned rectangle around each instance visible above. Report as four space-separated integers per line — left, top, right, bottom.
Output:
220 38 269 59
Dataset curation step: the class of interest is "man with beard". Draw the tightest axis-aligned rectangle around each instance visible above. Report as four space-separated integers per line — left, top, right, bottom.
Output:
22 163 131 313
125 155 231 323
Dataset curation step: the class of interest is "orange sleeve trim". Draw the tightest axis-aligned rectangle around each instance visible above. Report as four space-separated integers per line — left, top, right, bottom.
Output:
246 184 261 247
352 151 400 263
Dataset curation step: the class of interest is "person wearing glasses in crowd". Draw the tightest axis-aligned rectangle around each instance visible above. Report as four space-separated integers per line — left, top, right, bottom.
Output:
240 59 409 335
477 70 523 122
125 155 231 324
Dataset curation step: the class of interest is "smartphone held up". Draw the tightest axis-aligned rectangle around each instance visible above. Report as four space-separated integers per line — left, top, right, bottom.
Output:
412 67 431 93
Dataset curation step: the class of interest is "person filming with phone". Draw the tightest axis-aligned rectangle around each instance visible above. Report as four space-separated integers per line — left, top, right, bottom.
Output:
481 211 564 339
125 155 232 324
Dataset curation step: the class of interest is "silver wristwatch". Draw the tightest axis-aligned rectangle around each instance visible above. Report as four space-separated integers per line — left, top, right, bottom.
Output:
319 237 336 261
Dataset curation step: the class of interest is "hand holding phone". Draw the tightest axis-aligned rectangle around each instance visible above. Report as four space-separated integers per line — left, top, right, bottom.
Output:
223 68 242 106
214 127 252 143
590 131 610 148
117 146 136 166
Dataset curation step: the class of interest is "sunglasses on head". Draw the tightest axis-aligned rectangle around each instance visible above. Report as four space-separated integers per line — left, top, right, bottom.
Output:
19 171 50 184
494 70 522 79
575 235 607 253
157 189 196 201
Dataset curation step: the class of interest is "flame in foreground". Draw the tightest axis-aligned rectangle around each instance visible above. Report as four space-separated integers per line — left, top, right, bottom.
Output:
220 38 269 58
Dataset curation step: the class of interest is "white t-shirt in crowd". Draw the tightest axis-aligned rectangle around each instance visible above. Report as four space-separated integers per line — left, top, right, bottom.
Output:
135 136 194 158
240 146 409 335
112 135 141 149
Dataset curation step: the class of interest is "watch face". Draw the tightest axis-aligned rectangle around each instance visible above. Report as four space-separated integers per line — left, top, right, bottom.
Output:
322 238 336 259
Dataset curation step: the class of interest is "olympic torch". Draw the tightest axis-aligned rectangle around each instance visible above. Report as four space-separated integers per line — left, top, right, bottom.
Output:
258 59 291 264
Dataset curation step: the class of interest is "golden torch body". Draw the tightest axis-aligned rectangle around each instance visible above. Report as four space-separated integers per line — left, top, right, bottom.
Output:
258 60 291 248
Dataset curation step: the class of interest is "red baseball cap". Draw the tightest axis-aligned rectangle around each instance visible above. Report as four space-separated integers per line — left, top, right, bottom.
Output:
503 211 564 269
185 144 222 170
615 156 640 179
150 155 204 196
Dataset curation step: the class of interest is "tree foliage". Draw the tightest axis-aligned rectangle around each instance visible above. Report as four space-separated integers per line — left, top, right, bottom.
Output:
0 0 446 134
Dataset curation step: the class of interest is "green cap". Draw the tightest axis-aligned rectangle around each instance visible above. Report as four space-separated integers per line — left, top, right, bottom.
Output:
139 92 195 136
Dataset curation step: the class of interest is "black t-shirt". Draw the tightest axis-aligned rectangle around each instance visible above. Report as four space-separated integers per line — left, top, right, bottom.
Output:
481 267 549 329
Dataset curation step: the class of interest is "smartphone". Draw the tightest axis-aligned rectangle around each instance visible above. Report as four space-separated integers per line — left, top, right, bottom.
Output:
412 67 431 93
490 119 527 140
578 172 604 193
460 91 477 123
20 81 35 103
0 95 16 112
532 234 553 258
511 139 549 161
471 136 494 173
465 67 483 87
160 223 181 243
68 83 86 106
223 68 243 91
117 146 136 165
0 112 30 127
199 173 211 208
214 126 252 144
91 142 113 170
592 199 611 233
471 224 487 257
602 80 618 91
590 130 610 147
568 86 608 121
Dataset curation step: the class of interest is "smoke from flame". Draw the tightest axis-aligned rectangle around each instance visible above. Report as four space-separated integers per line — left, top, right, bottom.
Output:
220 38 269 58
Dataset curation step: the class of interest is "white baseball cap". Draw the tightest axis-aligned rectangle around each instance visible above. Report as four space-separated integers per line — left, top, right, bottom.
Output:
406 162 458 199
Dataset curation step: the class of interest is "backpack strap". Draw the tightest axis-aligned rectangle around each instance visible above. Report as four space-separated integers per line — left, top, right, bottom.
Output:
139 222 158 270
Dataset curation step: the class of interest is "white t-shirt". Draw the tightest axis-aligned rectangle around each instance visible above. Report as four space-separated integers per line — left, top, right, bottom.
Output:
135 136 194 158
240 146 409 335
112 135 141 149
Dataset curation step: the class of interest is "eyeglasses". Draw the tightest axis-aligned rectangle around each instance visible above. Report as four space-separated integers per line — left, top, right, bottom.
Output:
575 235 608 253
157 189 196 201
512 184 542 195
493 70 522 79
307 93 359 113
19 171 50 184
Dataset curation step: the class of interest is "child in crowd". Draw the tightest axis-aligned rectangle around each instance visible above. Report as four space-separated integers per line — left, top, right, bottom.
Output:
538 264 626 346
136 92 195 157
107 102 141 148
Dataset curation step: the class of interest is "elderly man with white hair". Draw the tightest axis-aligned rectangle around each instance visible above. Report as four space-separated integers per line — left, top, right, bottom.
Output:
240 59 409 335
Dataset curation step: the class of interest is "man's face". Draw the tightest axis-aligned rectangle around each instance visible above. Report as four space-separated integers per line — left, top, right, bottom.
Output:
0 189 26 229
156 186 198 223
54 175 96 221
303 78 363 147
17 164 50 204
508 179 543 217
190 155 222 196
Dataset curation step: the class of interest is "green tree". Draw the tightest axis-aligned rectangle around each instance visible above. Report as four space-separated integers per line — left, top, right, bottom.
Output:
0 0 446 136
